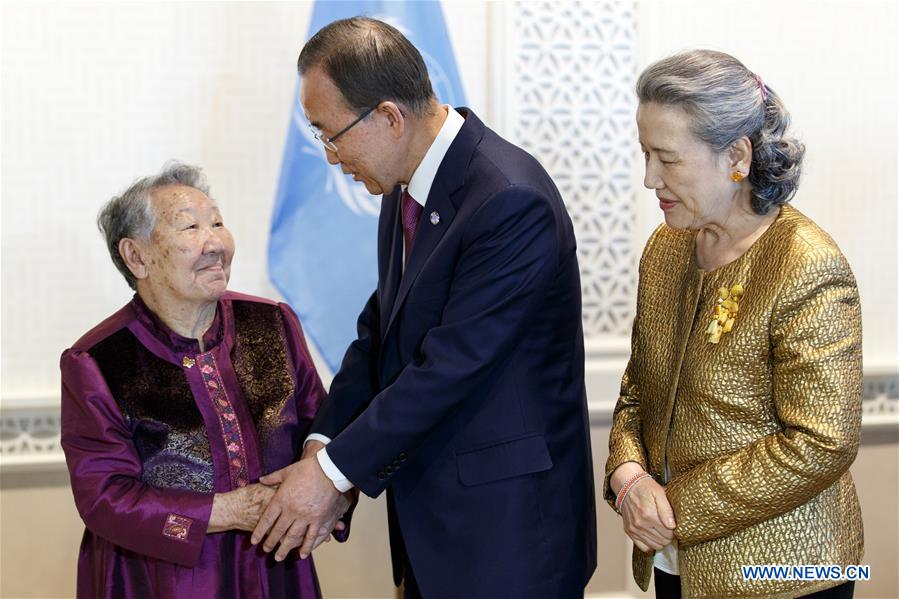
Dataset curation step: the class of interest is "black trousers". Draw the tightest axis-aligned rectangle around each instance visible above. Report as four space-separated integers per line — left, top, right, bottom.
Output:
401 552 423 599
653 568 855 599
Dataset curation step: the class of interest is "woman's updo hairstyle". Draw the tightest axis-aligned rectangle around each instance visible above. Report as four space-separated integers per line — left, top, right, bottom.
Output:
636 49 805 214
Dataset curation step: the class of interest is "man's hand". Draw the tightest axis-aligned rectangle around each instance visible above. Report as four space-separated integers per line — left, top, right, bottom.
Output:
302 439 326 460
308 490 354 547
251 455 345 561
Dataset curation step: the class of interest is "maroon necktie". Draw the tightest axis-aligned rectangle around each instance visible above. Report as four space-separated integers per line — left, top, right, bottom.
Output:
401 190 423 266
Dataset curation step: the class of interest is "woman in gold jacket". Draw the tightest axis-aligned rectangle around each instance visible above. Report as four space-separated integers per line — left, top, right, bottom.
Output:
606 50 863 599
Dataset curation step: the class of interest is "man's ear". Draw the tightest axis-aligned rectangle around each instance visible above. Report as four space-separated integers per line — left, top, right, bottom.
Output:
119 238 149 281
379 101 406 139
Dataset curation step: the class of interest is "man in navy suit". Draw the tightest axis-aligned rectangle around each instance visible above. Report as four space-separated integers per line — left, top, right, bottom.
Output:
253 17 597 598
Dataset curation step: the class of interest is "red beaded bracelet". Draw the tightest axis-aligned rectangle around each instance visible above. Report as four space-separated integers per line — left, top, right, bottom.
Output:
615 471 651 512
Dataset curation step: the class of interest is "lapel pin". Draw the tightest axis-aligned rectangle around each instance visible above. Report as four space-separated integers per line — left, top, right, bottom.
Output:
430 211 440 225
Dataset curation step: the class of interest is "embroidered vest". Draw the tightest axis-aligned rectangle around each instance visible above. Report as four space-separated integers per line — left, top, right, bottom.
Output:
89 301 295 492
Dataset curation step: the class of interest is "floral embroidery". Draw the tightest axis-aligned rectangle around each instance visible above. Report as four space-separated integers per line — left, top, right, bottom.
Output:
197 352 250 488
162 513 192 541
707 284 744 344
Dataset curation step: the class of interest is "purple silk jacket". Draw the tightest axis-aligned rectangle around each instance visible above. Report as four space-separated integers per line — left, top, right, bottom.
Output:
60 291 331 598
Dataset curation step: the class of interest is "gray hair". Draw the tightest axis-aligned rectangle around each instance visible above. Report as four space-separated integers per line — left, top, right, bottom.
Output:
97 162 210 290
637 49 805 214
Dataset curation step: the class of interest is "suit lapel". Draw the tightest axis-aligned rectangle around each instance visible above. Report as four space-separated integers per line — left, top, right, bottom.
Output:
378 188 403 339
381 108 484 340
385 188 457 333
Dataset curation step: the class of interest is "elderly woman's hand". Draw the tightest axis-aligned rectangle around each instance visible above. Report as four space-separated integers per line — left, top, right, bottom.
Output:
611 463 676 553
208 483 279 533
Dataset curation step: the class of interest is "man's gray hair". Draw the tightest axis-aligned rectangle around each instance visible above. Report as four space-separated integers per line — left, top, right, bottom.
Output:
298 17 437 117
637 49 805 214
97 162 210 290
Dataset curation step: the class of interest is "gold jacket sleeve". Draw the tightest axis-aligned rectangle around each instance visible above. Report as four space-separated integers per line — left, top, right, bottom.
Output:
603 227 670 508
603 363 648 508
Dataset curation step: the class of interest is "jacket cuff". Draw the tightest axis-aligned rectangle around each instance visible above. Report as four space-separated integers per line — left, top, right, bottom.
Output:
603 452 648 509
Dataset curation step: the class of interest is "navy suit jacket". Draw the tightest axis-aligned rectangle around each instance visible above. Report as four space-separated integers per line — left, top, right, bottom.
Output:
311 109 597 598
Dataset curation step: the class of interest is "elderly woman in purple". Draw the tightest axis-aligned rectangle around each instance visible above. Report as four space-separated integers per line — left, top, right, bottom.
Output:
60 162 349 598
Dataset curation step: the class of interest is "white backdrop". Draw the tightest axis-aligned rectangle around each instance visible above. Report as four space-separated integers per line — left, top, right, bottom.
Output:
1 0 896 422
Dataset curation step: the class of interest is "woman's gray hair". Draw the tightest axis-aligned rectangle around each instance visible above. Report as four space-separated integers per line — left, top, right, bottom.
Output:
637 49 805 214
98 162 210 290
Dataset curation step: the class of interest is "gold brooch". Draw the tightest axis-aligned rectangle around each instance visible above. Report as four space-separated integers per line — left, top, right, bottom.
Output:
706 284 744 344
182 356 196 368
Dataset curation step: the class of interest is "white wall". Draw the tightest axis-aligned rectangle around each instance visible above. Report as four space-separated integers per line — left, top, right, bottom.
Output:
0 1 489 402
2 1 895 406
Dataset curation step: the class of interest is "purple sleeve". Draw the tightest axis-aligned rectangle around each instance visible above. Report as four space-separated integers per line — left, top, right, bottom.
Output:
60 348 213 568
279 303 326 424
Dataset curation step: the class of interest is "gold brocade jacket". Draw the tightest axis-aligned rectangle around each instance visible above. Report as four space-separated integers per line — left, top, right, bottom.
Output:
605 206 864 598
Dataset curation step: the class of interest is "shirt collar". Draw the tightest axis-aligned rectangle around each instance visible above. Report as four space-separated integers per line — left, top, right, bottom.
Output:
405 106 465 207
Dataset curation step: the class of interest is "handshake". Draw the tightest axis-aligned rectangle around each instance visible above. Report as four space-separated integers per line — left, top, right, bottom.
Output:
207 440 356 561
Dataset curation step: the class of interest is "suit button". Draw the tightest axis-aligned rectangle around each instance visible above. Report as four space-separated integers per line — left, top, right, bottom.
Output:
398 452 407 462
385 465 394 474
377 471 386 480
393 460 401 468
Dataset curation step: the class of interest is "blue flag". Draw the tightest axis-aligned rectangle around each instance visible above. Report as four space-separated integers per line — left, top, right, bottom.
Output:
268 1 466 374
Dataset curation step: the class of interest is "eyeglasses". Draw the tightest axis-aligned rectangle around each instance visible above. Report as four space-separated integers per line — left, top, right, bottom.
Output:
309 104 378 153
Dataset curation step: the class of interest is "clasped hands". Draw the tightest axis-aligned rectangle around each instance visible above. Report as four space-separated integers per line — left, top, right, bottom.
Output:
208 441 353 562
250 440 353 561
611 462 677 553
